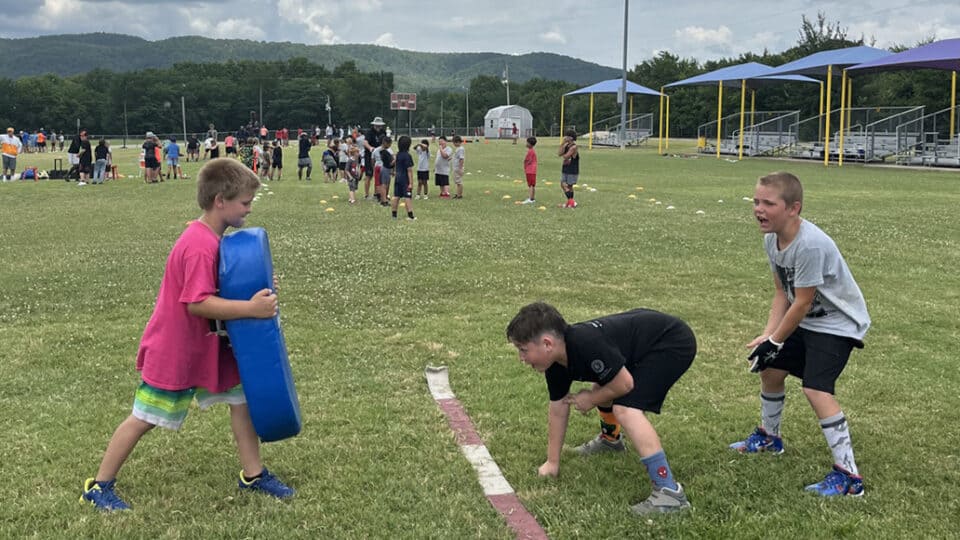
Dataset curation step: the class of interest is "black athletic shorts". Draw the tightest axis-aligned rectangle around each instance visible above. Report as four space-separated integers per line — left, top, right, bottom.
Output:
417 170 429 181
767 327 862 394
435 173 449 186
604 322 697 413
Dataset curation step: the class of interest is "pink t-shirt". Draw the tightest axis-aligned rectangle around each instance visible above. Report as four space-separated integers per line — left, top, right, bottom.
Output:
136 221 240 393
225 135 236 148
523 148 537 175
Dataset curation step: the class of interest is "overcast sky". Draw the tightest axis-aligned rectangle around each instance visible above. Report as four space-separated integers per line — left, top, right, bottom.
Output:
2 1 957 68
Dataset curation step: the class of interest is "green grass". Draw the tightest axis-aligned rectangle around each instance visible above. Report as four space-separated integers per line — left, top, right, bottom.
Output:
2 140 958 539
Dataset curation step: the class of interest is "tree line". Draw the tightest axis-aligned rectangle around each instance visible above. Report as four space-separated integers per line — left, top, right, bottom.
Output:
0 15 952 140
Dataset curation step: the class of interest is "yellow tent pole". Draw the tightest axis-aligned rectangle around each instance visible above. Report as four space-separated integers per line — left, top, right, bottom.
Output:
750 89 756 126
560 96 565 138
716 80 723 159
824 65 832 167
666 96 670 151
738 79 746 160
819 81 825 141
588 92 594 150
629 95 634 124
951 71 956 140
839 69 847 167
658 87 664 154
847 77 853 149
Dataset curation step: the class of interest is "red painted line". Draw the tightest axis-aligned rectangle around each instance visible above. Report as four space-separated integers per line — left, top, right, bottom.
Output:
437 398 484 446
432 396 550 540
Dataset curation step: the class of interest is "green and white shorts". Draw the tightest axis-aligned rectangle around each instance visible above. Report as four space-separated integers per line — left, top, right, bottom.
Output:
132 381 246 430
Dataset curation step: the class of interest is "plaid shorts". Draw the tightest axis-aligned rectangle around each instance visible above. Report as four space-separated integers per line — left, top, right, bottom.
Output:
132 381 246 430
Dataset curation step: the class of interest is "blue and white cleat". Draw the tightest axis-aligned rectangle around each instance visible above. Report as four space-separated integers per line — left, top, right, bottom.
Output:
238 468 295 499
80 478 131 512
805 465 864 497
729 427 784 454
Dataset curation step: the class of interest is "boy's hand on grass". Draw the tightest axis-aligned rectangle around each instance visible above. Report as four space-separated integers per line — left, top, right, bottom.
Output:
538 461 559 478
564 391 594 415
249 288 278 318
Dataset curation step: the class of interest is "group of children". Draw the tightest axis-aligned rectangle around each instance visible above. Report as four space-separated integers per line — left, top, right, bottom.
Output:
79 138 870 521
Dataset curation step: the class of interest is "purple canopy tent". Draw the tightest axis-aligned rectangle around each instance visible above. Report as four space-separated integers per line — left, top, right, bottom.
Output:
763 46 892 165
848 39 960 143
665 62 819 159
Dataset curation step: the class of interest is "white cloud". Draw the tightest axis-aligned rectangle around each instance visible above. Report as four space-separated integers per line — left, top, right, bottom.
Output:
276 0 341 44
675 25 733 46
539 28 567 45
204 18 266 41
374 32 396 47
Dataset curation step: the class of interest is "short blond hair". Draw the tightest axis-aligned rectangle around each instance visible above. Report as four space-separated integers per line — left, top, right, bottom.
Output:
758 172 803 209
197 158 260 210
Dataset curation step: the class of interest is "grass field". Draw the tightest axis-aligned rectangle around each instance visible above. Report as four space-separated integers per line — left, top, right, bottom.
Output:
2 139 959 539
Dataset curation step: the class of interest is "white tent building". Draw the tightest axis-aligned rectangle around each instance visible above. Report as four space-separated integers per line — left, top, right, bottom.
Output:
483 105 534 139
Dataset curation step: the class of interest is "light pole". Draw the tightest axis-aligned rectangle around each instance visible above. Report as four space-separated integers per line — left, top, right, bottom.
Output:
325 95 332 126
463 85 470 137
619 0 629 150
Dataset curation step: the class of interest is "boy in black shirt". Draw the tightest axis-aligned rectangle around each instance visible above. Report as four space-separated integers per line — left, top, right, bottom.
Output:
507 302 696 515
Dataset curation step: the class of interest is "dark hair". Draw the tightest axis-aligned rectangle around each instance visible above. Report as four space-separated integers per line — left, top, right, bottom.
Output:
506 302 568 344
452 135 462 143
420 139 429 146
381 136 392 145
526 136 537 146
97 138 107 148
398 135 411 152
438 135 447 141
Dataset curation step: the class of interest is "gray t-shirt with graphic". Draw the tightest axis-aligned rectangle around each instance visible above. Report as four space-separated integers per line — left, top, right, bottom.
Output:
764 219 870 341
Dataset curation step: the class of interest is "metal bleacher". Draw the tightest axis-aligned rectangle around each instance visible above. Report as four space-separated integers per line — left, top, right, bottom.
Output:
590 113 653 147
697 111 799 157
788 106 925 163
894 105 960 167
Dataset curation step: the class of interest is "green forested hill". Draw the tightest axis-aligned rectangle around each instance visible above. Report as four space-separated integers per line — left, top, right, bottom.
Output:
0 33 619 89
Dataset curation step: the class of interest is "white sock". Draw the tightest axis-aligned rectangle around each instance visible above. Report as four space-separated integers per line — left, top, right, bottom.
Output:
760 391 785 436
820 412 859 476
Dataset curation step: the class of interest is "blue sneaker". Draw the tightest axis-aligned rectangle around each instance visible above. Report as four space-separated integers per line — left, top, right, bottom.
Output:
804 465 864 497
729 427 784 454
80 478 130 511
238 468 295 499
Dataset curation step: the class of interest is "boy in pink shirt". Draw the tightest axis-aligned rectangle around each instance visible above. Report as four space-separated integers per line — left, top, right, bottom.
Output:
522 136 538 204
80 158 294 511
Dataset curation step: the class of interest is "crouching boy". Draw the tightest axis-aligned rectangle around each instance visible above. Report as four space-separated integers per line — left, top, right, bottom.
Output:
507 302 696 515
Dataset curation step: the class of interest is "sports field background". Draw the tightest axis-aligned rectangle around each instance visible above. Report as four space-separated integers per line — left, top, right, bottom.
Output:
1 139 958 538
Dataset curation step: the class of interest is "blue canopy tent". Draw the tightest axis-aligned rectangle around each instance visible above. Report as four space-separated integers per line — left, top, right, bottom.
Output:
848 39 960 141
563 79 663 149
665 62 819 159
763 46 891 165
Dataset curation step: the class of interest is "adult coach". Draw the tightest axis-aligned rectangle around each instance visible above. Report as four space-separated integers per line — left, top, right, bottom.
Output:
1 127 22 181
362 117 386 200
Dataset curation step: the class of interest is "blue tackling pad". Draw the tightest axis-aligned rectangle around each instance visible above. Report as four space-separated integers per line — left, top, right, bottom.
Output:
218 227 301 442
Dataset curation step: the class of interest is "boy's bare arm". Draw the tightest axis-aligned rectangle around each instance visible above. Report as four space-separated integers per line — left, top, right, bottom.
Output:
769 286 815 343
566 368 633 413
748 272 791 348
540 399 570 476
187 289 277 321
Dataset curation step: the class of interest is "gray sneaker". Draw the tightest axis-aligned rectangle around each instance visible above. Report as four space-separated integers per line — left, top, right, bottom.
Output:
574 434 625 456
630 484 691 515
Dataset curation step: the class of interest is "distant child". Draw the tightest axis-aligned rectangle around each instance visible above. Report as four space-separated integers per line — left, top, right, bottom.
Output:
238 137 256 172
164 137 182 180
451 135 465 199
507 302 696 515
270 140 283 181
730 172 870 497
377 136 394 207
187 134 200 162
391 136 416 220
297 132 312 181
322 140 339 182
414 139 430 199
522 136 538 204
80 158 294 512
258 141 272 182
345 145 361 204
92 138 111 184
434 136 452 198
338 137 350 182
558 130 579 208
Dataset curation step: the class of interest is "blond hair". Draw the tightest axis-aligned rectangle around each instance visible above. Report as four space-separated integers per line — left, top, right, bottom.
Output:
196 158 261 210
758 172 803 209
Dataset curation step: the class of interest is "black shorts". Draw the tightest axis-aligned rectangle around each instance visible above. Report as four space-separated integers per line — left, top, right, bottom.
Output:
338 162 346 171
394 179 411 198
767 327 861 394
209 148 220 158
144 158 159 169
435 173 449 186
612 322 696 414
226 147 236 154
417 170 429 181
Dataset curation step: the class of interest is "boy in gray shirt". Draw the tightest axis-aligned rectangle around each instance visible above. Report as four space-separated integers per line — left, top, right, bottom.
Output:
730 172 870 497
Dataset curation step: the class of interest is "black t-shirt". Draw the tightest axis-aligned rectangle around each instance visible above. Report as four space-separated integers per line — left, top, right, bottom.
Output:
395 151 413 182
380 148 394 169
187 136 199 149
94 145 109 160
142 140 157 163
561 144 579 175
298 138 311 159
272 146 283 165
78 139 93 165
365 128 382 157
544 309 688 401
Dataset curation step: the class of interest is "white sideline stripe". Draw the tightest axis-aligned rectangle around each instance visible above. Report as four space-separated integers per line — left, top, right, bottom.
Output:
461 444 515 496
424 365 455 400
